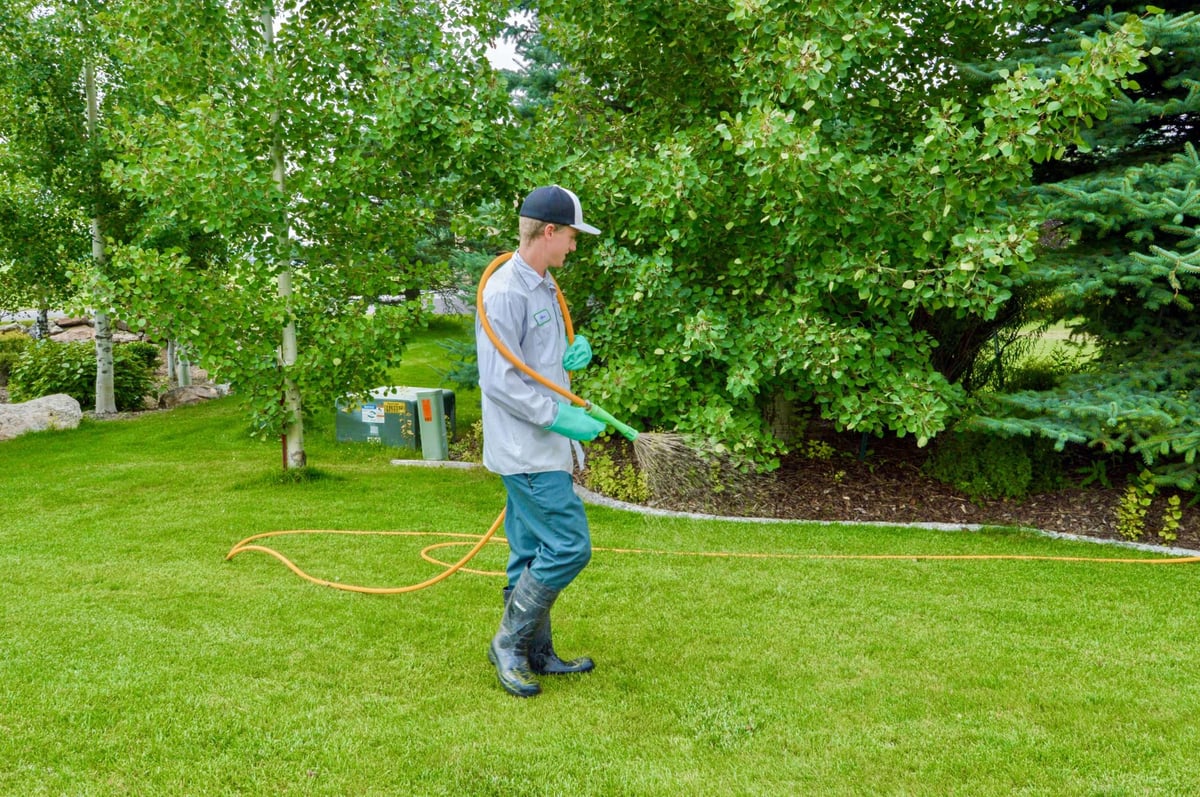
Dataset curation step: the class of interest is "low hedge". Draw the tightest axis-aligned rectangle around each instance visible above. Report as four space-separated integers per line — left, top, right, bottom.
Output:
9 340 160 411
0 332 31 386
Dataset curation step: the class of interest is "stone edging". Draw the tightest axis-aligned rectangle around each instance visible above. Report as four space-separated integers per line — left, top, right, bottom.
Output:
389 459 1200 559
389 458 485 470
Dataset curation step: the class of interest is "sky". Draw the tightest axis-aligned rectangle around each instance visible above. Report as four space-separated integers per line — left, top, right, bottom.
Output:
485 36 522 71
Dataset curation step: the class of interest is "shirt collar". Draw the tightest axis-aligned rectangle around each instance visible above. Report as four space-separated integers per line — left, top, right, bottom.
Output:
512 250 556 293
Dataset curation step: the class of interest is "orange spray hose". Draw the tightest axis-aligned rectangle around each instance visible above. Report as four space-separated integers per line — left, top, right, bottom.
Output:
227 254 1199 590
476 251 588 408
225 252 588 592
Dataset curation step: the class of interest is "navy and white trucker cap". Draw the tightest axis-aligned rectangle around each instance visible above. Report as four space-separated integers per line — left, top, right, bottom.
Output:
519 185 601 235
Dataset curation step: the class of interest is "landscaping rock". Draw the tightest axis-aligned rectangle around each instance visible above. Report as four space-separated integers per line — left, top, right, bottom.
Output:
157 384 223 409
49 326 96 342
49 325 142 343
0 393 83 440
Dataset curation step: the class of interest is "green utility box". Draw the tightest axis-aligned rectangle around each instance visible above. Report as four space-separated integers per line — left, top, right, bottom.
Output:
415 388 449 460
335 387 456 456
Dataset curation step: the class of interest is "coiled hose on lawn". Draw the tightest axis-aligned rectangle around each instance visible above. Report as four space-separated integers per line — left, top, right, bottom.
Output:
227 251 611 593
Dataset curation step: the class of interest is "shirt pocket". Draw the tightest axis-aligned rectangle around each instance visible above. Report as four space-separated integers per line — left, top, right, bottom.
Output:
525 303 562 371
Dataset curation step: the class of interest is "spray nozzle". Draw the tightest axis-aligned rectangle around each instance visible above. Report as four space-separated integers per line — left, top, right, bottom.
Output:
584 402 640 442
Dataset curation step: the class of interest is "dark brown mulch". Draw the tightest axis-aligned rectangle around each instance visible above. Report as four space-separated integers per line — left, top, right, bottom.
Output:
628 422 1200 552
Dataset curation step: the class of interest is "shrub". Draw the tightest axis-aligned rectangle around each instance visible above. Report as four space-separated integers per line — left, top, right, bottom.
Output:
1116 470 1188 544
1116 470 1155 541
0 332 31 386
584 446 649 504
123 340 162 371
9 340 160 411
924 430 1053 500
800 439 836 461
1161 495 1183 544
1008 347 1093 392
449 419 483 463
1027 436 1067 493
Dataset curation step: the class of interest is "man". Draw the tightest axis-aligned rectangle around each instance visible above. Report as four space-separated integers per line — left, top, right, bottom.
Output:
475 185 606 698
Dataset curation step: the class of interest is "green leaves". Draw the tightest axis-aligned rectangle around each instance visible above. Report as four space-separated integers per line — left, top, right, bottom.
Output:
531 0 1157 467
94 0 515 446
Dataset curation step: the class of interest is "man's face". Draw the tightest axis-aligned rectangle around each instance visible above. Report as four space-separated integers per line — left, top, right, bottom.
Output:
545 225 578 269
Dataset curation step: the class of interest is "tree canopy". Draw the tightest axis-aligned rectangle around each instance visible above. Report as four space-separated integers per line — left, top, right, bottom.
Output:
94 0 516 463
526 0 1146 462
1 0 1192 488
0 0 137 409
0 28 86 311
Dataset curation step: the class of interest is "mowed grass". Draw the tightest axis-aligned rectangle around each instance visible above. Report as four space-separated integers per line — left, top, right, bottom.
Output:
2 321 1199 795
1025 319 1100 362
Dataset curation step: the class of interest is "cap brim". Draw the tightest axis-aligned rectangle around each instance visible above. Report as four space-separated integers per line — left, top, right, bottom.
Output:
570 222 601 235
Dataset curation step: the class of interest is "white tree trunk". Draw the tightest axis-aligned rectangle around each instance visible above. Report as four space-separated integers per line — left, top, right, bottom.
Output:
177 349 192 387
169 340 192 387
87 59 116 415
166 339 177 385
263 3 305 469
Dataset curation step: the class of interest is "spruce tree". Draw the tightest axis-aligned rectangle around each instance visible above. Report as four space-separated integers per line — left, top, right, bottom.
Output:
971 4 1200 488
497 4 564 120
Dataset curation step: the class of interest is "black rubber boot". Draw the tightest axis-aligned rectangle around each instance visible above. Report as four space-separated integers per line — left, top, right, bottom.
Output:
504 584 595 676
488 571 555 697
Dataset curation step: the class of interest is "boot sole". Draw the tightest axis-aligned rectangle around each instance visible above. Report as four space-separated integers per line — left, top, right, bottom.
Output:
533 657 595 676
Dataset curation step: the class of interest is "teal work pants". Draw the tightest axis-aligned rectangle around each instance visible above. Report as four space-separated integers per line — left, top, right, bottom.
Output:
500 471 591 590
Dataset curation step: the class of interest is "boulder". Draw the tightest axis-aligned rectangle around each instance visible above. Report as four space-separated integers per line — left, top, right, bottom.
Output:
49 326 95 342
50 316 131 332
47 325 141 343
157 384 223 409
0 394 83 441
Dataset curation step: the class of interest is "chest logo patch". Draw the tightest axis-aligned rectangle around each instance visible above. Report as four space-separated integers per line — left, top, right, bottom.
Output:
533 309 552 327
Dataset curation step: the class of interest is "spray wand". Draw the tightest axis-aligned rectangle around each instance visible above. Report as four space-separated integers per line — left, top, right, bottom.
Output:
583 402 639 442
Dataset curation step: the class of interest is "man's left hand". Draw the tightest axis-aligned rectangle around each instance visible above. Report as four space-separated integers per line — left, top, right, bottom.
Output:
563 335 592 371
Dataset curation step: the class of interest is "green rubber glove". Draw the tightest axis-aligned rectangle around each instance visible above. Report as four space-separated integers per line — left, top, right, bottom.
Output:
562 335 592 371
545 403 606 442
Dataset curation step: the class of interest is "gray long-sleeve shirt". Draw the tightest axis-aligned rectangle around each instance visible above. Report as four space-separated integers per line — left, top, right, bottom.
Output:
476 251 576 475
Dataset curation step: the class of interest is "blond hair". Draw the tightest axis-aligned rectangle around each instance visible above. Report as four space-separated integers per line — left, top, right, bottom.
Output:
519 216 552 247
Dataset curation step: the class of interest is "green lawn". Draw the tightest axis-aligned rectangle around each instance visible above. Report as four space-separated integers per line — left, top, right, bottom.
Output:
1 322 1198 795
1025 318 1099 362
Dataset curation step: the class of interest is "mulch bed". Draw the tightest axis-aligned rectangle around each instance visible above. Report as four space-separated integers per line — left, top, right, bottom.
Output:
628 421 1200 552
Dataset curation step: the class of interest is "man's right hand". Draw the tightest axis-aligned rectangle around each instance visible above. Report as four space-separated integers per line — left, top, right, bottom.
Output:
545 403 606 442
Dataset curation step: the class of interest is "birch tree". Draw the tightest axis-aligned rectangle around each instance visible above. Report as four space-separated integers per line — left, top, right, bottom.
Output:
0 0 123 407
102 0 514 467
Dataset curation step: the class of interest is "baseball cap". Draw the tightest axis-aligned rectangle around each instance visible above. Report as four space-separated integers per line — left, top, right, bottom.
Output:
519 185 601 235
